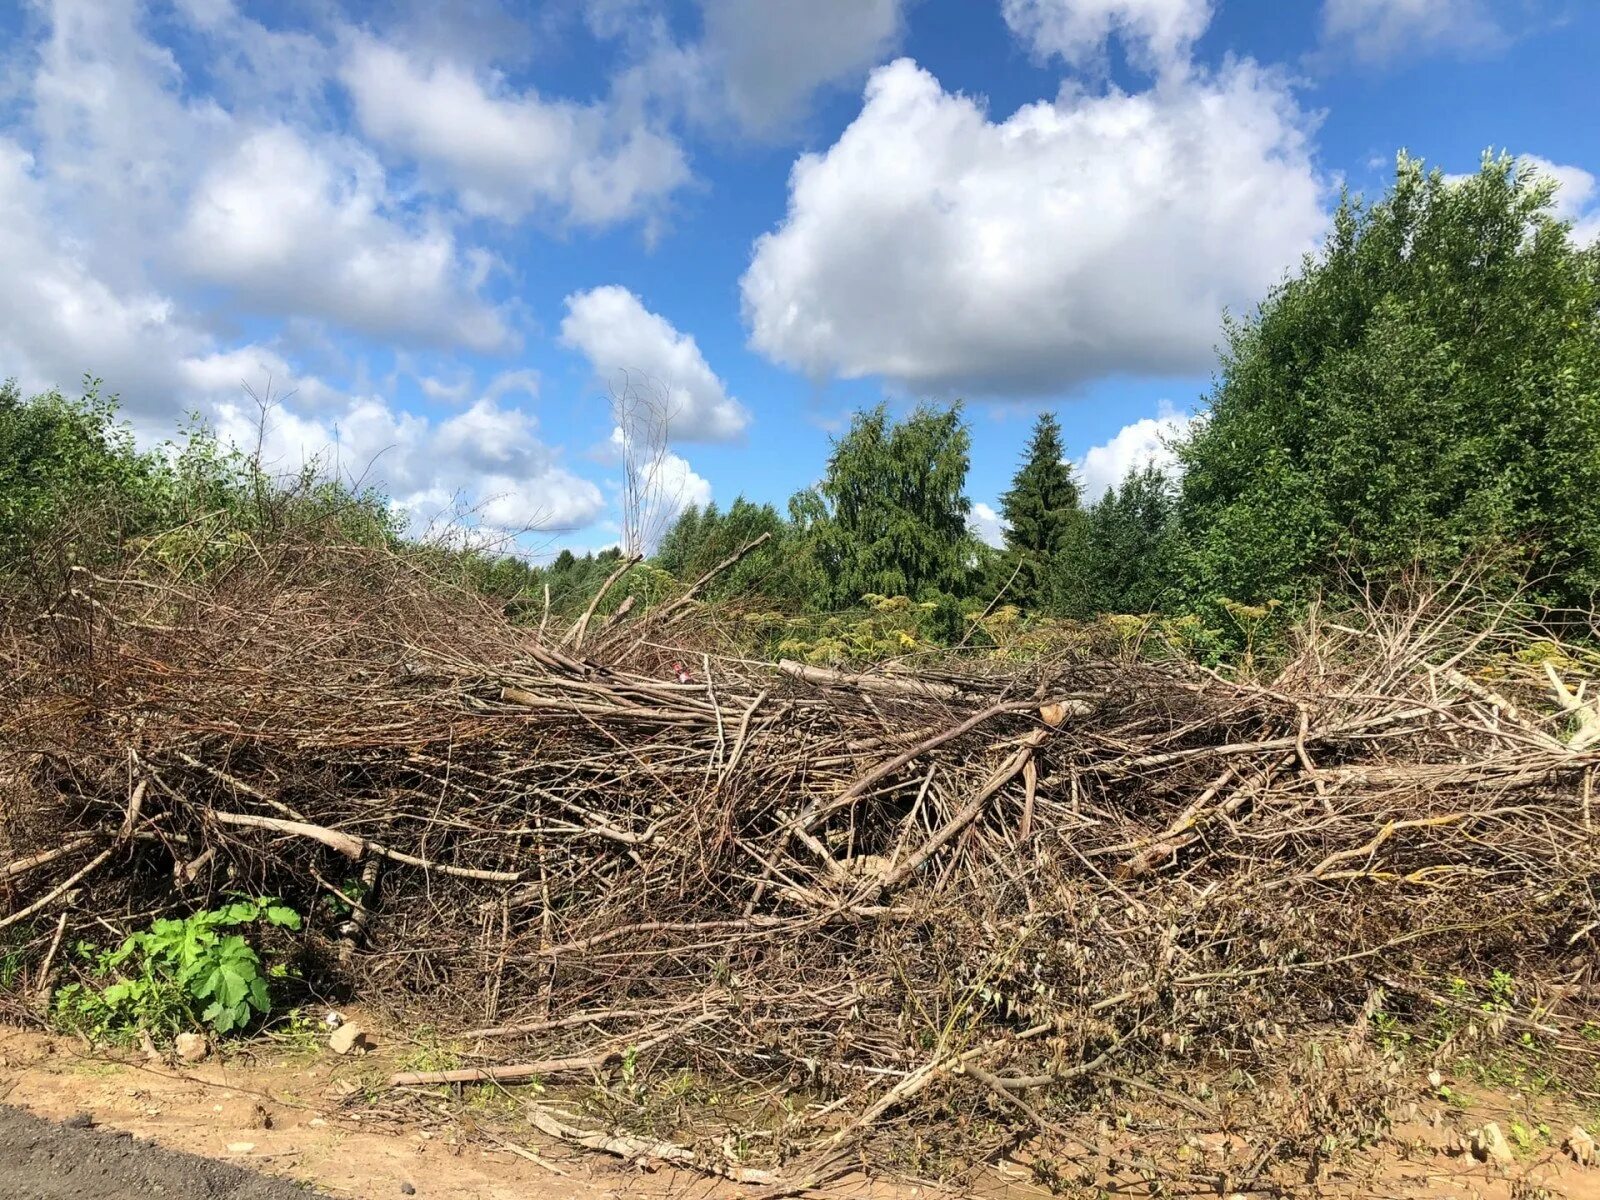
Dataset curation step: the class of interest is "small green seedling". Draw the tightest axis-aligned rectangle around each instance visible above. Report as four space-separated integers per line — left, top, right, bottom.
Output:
54 897 300 1041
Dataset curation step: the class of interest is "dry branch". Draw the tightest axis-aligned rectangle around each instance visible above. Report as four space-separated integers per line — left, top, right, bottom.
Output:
777 659 964 700
5 541 1600 1191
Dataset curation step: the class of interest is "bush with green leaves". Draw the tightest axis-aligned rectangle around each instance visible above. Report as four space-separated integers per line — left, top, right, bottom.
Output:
53 897 301 1042
0 378 405 591
1175 152 1600 615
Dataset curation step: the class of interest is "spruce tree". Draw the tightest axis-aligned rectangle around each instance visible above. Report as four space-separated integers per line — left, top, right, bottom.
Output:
794 404 975 608
999 412 1080 609
1060 465 1176 616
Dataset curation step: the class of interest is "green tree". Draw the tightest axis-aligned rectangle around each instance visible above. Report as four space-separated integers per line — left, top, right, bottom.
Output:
0 378 166 566
793 404 975 608
1176 152 1600 610
1058 466 1177 616
999 412 1080 609
653 497 792 601
655 503 708 579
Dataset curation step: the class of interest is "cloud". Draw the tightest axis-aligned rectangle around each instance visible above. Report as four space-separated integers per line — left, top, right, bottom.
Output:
742 56 1327 397
0 140 598 544
970 501 1007 548
1520 155 1600 246
1001 0 1212 73
210 392 607 536
177 126 512 351
3 2 631 550
697 0 906 133
170 0 333 113
340 34 691 227
1076 402 1194 500
560 286 750 442
30 0 512 356
0 135 270 422
1319 0 1504 63
30 0 237 279
0 134 601 540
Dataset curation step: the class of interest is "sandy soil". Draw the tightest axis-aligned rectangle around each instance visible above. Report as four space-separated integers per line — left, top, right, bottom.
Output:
2 1022 1598 1200
0 1025 681 1200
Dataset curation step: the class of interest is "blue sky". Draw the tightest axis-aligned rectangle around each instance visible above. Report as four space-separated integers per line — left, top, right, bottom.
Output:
1 0 1596 557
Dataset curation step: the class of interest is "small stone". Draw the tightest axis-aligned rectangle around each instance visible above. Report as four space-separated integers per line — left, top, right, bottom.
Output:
309 1117 328 1128
174 1032 208 1063
1470 1122 1515 1167
1566 1124 1596 1167
226 1141 257 1154
400 1183 416 1195
328 1023 374 1055
1427 1069 1443 1089
1443 1129 1468 1156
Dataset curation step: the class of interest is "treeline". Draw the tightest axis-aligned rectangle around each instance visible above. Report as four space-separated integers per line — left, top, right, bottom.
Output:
538 153 1600 639
4 154 1597 656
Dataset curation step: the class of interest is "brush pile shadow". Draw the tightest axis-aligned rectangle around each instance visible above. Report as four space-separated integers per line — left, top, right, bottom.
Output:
4 541 1599 1193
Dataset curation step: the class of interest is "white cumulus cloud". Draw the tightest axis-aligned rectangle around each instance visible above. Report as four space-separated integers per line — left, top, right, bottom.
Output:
741 56 1327 397
560 286 750 443
698 0 907 133
1002 0 1212 73
0 135 301 424
970 501 1007 548
2 0 632 551
178 126 512 352
1520 155 1600 246
340 34 691 227
1076 402 1195 501
210 393 606 536
1319 0 1503 63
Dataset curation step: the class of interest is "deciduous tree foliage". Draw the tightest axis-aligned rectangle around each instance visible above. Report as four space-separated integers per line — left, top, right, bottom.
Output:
1176 153 1600 610
999 412 1080 609
791 404 975 609
0 378 402 583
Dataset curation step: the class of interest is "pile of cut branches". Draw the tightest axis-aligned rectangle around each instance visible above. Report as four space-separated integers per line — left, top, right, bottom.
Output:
4 544 1599 1193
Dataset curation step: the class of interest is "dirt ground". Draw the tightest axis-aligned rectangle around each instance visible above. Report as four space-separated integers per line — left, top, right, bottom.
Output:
0 1024 688 1200
2 1022 1599 1200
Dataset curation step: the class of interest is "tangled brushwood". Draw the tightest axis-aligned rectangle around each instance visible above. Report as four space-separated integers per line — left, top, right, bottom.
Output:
4 539 1600 1194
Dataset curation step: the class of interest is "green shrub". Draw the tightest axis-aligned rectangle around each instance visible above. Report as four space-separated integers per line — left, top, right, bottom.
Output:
53 897 301 1042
